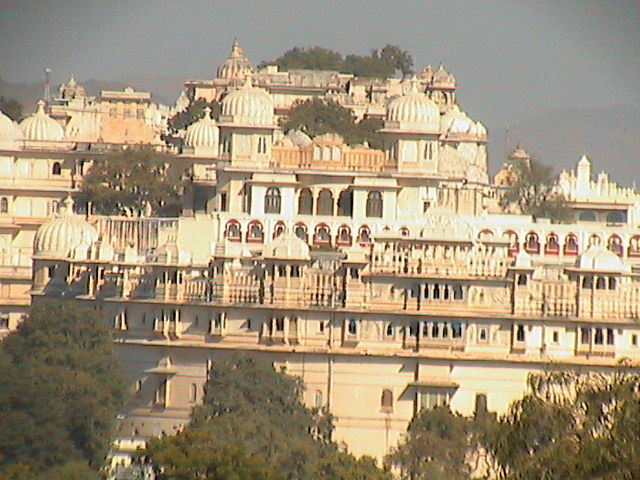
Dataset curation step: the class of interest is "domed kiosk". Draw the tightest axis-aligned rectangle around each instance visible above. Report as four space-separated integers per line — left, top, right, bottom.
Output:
183 107 219 157
20 100 66 142
217 78 276 166
217 40 253 81
33 196 98 259
382 78 440 172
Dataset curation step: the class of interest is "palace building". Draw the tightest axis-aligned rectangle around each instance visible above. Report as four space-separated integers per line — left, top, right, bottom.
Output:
3 40 640 462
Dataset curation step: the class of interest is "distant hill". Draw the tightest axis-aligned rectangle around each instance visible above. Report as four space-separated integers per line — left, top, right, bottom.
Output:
492 105 640 186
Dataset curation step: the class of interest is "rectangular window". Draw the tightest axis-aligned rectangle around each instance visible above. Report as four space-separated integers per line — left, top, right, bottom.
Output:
478 327 488 343
552 331 559 344
580 327 591 344
632 334 638 346
420 390 451 410
606 328 615 345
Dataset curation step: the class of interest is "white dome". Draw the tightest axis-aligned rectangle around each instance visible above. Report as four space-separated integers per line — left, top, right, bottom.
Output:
386 80 440 131
184 107 218 148
221 79 274 126
577 245 627 272
20 100 65 141
33 196 98 258
0 110 23 143
217 40 253 80
263 232 310 261
440 105 474 134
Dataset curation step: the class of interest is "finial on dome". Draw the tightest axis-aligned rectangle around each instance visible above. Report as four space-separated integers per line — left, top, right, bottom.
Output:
36 99 46 114
60 195 74 216
203 106 212 119
242 75 253 89
409 75 420 93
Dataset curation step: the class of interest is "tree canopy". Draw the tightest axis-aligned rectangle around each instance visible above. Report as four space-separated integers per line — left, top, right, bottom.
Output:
388 370 640 480
0 95 24 122
499 156 571 222
486 370 640 480
261 44 414 78
280 98 384 149
77 148 182 216
168 98 221 134
145 353 390 480
0 300 125 478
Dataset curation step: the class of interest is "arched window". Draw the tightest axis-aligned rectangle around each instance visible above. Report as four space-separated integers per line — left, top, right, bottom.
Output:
48 200 59 216
381 388 393 411
273 221 286 239
628 235 640 258
294 223 308 242
298 188 313 215
225 221 241 242
544 233 559 255
478 229 494 241
316 189 334 216
189 383 198 403
524 232 540 254
336 225 352 246
358 226 371 245
51 162 62 176
0 197 8 214
504 230 519 257
313 224 331 245
246 221 264 243
608 235 623 256
315 390 324 408
589 234 601 247
264 187 281 214
337 189 353 217
564 234 579 255
366 191 383 218
606 211 625 224
579 211 596 222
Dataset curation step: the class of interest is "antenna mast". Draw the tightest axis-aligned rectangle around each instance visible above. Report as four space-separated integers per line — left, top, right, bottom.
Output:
43 68 52 108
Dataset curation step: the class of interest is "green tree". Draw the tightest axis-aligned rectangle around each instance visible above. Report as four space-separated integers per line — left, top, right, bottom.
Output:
261 47 343 71
379 44 414 76
77 148 182 216
486 370 640 480
0 300 125 475
280 98 383 148
0 95 24 122
168 98 221 133
500 156 571 222
146 354 389 480
386 406 474 480
341 53 394 79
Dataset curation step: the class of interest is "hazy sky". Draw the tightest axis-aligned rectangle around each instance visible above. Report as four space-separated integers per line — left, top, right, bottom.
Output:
1 0 639 157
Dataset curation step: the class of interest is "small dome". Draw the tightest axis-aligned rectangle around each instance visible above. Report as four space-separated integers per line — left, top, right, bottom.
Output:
184 107 219 148
263 232 310 261
217 40 253 80
386 79 440 131
578 245 627 272
432 64 456 86
509 143 531 161
287 129 312 147
0 110 23 143
20 100 65 141
221 78 274 126
440 105 474 134
34 196 98 258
